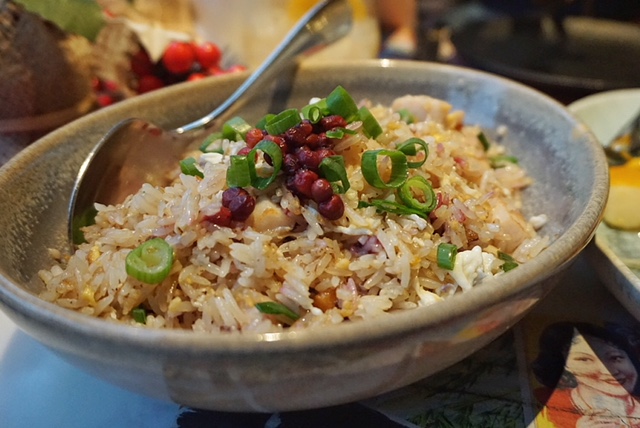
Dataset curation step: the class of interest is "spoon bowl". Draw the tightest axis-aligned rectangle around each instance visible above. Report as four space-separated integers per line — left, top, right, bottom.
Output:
68 0 352 245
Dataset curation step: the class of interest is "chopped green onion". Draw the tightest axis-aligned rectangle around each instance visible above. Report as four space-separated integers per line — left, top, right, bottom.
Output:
226 155 251 188
255 113 276 131
397 108 415 124
325 127 356 139
319 155 350 194
301 100 328 123
396 137 429 168
477 131 491 151
222 116 252 141
131 307 147 324
357 199 428 219
180 157 204 178
358 106 383 139
361 149 408 189
264 108 301 135
490 155 519 168
71 205 98 245
437 243 458 270
247 140 283 190
199 132 223 152
255 301 300 321
398 176 437 213
498 251 519 272
326 85 359 121
126 238 174 284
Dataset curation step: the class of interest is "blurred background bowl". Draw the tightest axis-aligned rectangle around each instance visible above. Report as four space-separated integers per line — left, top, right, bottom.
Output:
569 89 640 321
0 60 607 411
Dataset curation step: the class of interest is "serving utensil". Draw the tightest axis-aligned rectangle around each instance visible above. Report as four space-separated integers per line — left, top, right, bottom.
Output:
604 107 640 166
68 0 352 245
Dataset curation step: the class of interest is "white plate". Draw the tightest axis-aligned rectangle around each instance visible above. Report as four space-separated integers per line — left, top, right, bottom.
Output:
568 89 640 320
0 311 182 427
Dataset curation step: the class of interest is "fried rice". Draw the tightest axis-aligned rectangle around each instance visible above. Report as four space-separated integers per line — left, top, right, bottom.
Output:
38 89 549 333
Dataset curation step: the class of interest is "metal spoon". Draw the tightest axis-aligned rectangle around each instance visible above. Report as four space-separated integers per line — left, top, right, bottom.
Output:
68 0 352 245
604 107 640 166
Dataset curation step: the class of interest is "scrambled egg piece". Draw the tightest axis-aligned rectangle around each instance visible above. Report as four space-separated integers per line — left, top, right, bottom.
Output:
450 246 499 291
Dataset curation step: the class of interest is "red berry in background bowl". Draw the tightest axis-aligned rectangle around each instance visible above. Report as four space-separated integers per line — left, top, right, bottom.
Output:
194 41 222 69
187 72 207 82
162 41 196 74
131 49 154 77
137 75 165 94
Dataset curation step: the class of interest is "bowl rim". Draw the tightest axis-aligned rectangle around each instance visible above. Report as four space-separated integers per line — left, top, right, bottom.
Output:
0 59 609 354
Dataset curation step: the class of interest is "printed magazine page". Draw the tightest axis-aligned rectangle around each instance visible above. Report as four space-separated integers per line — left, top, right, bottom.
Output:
517 256 640 428
364 255 640 428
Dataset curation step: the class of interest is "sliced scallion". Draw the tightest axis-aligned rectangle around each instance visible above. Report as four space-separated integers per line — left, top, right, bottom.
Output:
361 149 408 189
319 155 350 194
302 99 328 123
357 199 428 219
264 108 301 135
326 85 359 121
180 157 204 178
397 176 437 213
126 238 174 284
396 137 429 168
437 243 458 270
325 127 356 139
226 155 251 188
477 131 491 151
199 132 224 152
247 140 283 190
255 301 300 321
358 106 383 139
222 116 252 141
397 108 415 124
498 251 519 272
255 113 276 131
131 307 147 324
490 155 518 168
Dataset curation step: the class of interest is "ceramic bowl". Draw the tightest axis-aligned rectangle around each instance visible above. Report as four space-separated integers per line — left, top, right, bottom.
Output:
0 60 608 412
568 89 640 320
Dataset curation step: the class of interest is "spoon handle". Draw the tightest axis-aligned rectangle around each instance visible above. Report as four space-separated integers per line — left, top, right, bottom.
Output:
174 0 352 134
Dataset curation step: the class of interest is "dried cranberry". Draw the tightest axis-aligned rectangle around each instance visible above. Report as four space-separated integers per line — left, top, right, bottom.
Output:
318 195 344 220
206 207 232 227
237 147 252 156
222 188 256 221
320 115 347 131
284 121 313 147
311 178 333 203
296 146 321 171
291 169 318 199
282 153 299 175
245 128 265 148
304 133 321 149
315 148 336 164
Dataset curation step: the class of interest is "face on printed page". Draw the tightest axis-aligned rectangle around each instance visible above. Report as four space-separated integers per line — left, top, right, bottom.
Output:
566 334 638 397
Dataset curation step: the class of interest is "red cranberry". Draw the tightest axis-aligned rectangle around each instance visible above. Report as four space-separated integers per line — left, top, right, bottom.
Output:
245 128 264 148
318 195 344 220
237 147 252 156
291 169 318 198
296 146 321 171
311 178 333 203
320 115 347 131
206 207 232 227
282 153 299 175
222 188 256 221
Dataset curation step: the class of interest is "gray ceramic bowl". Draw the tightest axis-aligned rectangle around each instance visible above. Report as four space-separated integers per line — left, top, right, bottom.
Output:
0 60 607 412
